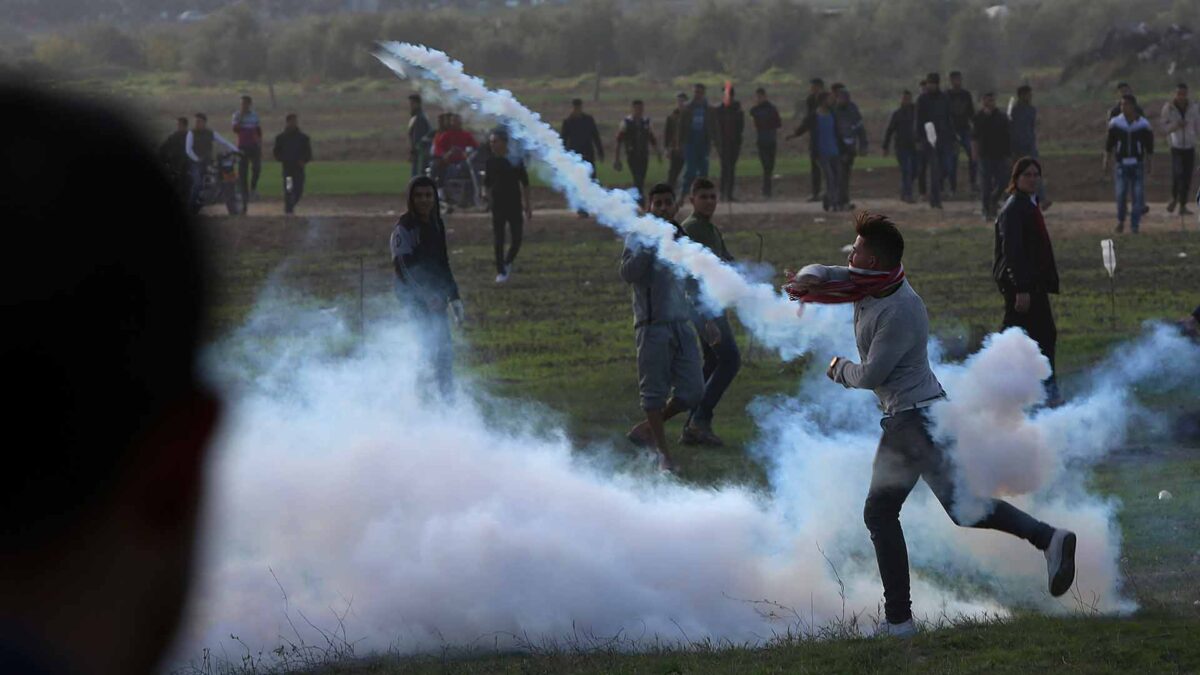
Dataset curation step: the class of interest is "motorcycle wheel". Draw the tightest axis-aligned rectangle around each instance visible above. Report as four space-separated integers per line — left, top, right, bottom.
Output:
224 183 243 215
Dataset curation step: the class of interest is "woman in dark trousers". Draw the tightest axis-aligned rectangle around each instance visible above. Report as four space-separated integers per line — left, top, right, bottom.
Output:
993 156 1062 405
390 176 465 400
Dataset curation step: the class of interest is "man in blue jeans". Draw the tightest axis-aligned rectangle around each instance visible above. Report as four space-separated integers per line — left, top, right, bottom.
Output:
785 212 1077 638
680 177 740 447
1104 94 1155 234
883 90 917 203
915 73 956 209
679 84 719 198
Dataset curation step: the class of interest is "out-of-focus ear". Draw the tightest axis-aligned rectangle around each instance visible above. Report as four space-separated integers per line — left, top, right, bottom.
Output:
125 387 221 535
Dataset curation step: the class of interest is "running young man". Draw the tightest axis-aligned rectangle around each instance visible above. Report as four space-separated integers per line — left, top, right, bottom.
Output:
483 129 532 283
784 212 1077 637
620 183 705 473
680 177 740 446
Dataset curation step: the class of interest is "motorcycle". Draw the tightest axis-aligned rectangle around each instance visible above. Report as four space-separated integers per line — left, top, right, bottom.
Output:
429 147 487 213
193 151 244 215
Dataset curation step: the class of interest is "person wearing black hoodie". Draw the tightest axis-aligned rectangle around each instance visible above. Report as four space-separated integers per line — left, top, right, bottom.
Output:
716 85 745 201
390 175 464 399
272 114 313 215
158 116 191 199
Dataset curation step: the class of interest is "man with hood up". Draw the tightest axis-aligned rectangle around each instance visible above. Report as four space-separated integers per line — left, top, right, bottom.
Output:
390 175 465 399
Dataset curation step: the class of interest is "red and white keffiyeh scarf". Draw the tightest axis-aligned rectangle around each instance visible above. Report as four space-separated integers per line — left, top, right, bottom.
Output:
784 265 906 305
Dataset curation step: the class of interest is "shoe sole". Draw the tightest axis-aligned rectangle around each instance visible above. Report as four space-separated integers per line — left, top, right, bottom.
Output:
1050 532 1077 597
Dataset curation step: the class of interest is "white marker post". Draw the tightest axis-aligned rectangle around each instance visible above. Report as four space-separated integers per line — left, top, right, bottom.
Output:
1101 238 1116 328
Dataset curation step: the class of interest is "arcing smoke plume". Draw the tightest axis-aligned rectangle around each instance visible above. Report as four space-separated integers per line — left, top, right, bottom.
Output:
169 43 1199 669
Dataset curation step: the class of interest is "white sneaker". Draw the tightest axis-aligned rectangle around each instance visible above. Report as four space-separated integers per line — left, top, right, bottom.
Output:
1045 528 1077 597
873 618 917 639
495 271 509 284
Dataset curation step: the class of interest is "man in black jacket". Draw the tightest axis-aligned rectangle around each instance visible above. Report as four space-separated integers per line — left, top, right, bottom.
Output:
800 78 825 201
158 117 191 199
916 73 955 209
947 71 977 192
272 113 313 215
994 157 1062 405
883 91 917 202
750 87 782 198
1104 95 1155 234
716 85 745 201
391 175 464 400
972 92 1011 220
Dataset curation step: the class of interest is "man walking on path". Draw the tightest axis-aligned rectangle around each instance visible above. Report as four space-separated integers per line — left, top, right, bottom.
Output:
158 116 191 199
715 84 745 201
232 95 263 213
972 92 1011 221
784 211 1077 639
883 91 917 203
750 87 782 198
664 93 688 195
947 71 977 192
483 130 532 283
562 98 604 216
833 85 867 210
1104 95 1155 234
680 177 741 447
408 93 433 182
614 99 661 205
916 73 955 209
1008 85 1050 208
801 78 826 201
789 92 843 211
621 183 705 473
272 113 312 215
185 112 240 214
678 84 720 200
1161 82 1199 215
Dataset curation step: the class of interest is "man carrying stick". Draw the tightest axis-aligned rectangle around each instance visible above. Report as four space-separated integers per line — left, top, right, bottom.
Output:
621 183 705 473
784 212 1077 638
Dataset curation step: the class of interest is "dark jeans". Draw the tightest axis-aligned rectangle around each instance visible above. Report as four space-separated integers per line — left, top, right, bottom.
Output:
238 143 262 205
1002 289 1059 400
757 140 777 197
282 162 306 214
628 153 649 203
1171 147 1195 206
916 149 928 195
895 148 916 200
689 314 741 424
397 286 454 402
978 156 1008 219
865 408 1055 624
492 207 524 274
1114 163 1146 232
681 144 710 198
719 145 740 200
952 128 976 190
924 143 955 207
817 156 843 211
187 160 205 213
809 149 822 198
667 150 685 195
838 150 856 207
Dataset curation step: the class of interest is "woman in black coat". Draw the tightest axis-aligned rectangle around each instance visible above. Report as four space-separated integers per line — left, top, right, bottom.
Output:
993 156 1062 406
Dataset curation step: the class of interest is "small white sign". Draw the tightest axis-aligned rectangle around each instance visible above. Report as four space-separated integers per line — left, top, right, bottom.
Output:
1101 239 1116 277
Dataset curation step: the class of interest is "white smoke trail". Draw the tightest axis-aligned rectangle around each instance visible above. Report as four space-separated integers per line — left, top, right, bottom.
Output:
374 42 832 360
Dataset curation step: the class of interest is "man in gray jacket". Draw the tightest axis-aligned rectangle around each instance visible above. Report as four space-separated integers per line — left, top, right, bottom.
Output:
784 212 1077 638
621 182 705 473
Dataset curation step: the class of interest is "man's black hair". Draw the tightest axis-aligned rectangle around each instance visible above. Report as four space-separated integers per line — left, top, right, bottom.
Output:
694 83 706 91
1116 82 1129 90
648 182 674 200
1 83 207 549
490 128 509 142
177 116 189 125
690 176 716 194
409 93 422 102
1017 84 1032 96
926 72 940 83
286 113 298 122
830 82 845 92
571 98 583 106
810 78 824 86
676 92 688 100
1122 94 1138 106
755 87 766 95
241 95 252 103
632 99 644 106
902 89 912 97
195 112 207 121
949 70 962 78
854 212 904 268
982 91 995 98
1178 82 1189 90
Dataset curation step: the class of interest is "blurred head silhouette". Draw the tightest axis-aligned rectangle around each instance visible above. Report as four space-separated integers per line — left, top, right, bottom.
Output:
0 82 219 675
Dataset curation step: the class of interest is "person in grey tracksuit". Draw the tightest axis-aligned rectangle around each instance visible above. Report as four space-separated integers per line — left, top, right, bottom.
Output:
620 182 705 473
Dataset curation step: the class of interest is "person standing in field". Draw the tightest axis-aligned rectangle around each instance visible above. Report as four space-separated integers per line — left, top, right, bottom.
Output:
994 157 1063 405
750 87 782 198
947 71 977 193
272 113 312 215
232 95 263 213
972 92 1011 221
801 78 826 202
408 93 433 182
1104 95 1155 234
883 91 917 203
833 85 867 210
679 84 719 199
620 182 705 473
915 72 955 209
483 129 532 283
680 177 740 447
663 92 689 195
1009 85 1051 209
790 92 843 211
158 116 191 199
715 84 745 201
915 79 929 199
614 99 661 205
785 211 1077 639
562 98 604 216
1161 82 1199 216
390 175 464 400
